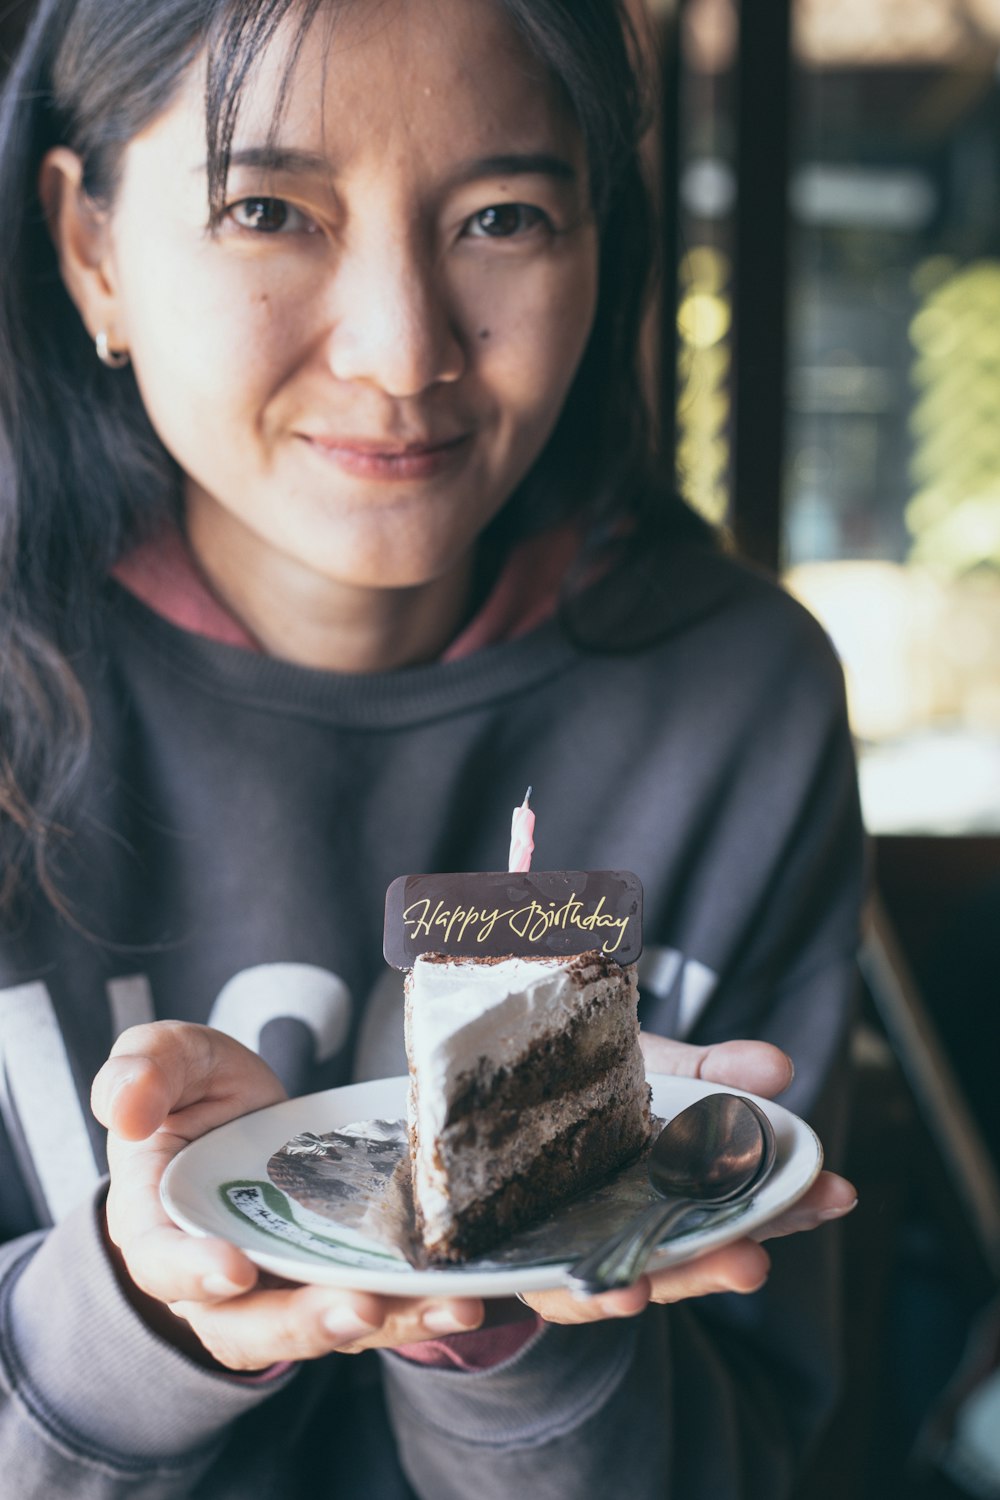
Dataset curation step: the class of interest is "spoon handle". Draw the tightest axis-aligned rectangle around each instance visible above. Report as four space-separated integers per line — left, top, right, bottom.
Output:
566 1197 694 1295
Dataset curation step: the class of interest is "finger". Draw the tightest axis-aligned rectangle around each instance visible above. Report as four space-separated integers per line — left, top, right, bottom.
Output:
412 1298 486 1339
752 1171 858 1241
119 1220 260 1305
645 1238 771 1300
639 1034 794 1099
92 1021 286 1142
172 1283 389 1369
171 1288 485 1371
92 1054 174 1140
529 1237 773 1324
522 1277 652 1325
104 1126 261 1299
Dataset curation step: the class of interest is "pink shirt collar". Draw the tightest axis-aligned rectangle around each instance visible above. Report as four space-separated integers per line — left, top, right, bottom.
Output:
112 527 580 662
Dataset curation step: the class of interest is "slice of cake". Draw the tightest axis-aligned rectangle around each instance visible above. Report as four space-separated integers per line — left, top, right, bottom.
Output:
404 948 653 1263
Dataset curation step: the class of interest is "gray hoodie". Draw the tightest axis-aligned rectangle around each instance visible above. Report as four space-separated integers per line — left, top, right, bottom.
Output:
0 540 864 1498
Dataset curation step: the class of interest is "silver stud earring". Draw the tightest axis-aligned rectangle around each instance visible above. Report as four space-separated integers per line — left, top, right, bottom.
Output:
95 330 130 369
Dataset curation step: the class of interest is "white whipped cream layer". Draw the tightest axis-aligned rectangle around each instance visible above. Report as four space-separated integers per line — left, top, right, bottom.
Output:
408 955 587 1140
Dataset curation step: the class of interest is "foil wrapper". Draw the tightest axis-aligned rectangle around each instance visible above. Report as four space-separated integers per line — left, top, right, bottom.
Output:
266 1116 694 1270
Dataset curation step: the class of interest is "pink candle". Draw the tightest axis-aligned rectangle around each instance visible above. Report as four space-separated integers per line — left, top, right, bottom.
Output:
508 787 535 873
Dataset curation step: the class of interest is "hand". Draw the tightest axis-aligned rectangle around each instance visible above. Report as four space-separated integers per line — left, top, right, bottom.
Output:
515 1033 857 1327
92 1022 484 1371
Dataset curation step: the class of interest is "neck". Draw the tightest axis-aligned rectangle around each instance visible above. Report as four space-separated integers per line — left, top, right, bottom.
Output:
184 496 476 674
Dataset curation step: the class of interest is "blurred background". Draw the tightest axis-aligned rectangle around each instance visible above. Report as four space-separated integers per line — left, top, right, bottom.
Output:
636 2 1000 1493
3 0 998 1494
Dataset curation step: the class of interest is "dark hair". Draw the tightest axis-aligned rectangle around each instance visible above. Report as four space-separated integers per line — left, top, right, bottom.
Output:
0 0 708 914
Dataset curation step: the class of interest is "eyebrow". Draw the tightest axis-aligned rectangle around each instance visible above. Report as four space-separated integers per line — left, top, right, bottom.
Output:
446 153 578 187
203 147 331 176
202 147 577 185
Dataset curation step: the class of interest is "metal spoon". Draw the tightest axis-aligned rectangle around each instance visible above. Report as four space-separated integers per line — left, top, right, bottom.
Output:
741 1097 778 1183
567 1093 775 1296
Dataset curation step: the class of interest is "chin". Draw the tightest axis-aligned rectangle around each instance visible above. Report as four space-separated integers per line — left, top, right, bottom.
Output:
317 555 455 593
375 563 460 592
335 537 478 592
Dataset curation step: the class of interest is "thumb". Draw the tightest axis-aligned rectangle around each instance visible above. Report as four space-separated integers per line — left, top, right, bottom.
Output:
640 1033 794 1099
92 1021 285 1142
92 1053 174 1141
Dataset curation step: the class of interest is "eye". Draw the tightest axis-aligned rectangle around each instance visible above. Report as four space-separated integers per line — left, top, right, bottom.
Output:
227 197 317 235
465 203 548 239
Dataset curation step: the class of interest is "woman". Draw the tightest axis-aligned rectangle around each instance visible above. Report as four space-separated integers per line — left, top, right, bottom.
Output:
0 0 863 1495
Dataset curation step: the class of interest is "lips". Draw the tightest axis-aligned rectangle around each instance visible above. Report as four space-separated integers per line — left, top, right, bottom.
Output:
299 430 471 480
304 433 467 455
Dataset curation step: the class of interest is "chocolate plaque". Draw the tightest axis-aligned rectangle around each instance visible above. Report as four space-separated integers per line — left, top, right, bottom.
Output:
383 870 642 968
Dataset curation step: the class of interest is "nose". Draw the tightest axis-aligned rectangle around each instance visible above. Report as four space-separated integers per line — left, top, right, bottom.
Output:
326 232 466 397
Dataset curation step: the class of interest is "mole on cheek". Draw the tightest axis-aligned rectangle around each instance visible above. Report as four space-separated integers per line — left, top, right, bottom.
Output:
479 328 491 341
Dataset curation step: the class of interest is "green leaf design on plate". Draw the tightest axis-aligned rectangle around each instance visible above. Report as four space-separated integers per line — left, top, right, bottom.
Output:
219 1180 404 1266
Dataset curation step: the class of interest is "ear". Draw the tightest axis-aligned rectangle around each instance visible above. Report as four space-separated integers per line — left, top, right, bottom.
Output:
38 147 127 355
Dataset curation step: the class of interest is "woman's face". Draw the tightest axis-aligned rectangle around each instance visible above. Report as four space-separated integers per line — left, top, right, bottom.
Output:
95 0 598 593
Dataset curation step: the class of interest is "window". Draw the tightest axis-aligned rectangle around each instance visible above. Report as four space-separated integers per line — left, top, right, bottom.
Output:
664 0 1000 833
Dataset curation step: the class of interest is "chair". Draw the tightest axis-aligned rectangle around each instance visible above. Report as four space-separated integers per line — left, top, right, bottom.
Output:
791 896 1000 1498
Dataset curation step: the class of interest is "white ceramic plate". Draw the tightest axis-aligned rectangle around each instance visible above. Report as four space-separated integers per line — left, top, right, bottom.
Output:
160 1074 823 1298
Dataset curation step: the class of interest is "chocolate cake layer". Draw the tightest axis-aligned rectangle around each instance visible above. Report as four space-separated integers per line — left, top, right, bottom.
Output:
443 998 637 1126
433 1051 651 1217
422 1098 652 1263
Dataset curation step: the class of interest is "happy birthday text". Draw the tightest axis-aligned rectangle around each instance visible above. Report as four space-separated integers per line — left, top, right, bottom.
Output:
401 893 631 956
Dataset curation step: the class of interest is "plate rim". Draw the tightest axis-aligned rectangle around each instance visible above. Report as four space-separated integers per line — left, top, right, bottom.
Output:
161 1072 823 1297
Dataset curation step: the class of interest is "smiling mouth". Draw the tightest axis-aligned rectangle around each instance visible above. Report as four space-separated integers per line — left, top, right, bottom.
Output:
300 432 472 480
